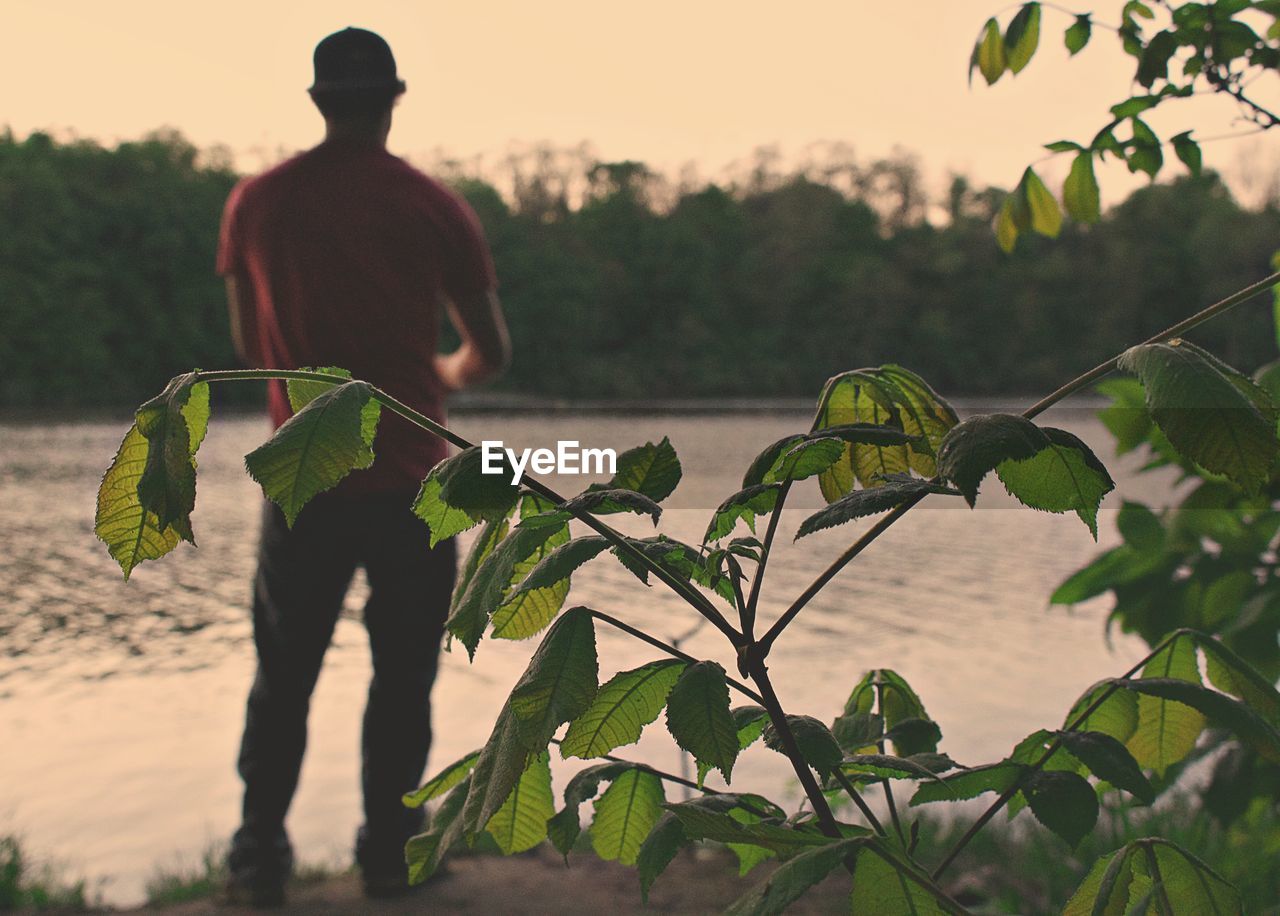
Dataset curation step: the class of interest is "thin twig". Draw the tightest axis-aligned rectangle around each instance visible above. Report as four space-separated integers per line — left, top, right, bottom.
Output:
831 770 888 837
589 609 764 705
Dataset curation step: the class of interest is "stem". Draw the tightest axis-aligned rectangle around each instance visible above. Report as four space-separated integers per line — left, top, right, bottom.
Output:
759 269 1280 653
930 631 1183 880
875 679 909 847
1142 841 1176 916
589 610 764 705
744 656 844 839
195 368 744 647
830 770 888 837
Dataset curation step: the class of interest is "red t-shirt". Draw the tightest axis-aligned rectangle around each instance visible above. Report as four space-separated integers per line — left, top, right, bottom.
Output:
217 141 496 494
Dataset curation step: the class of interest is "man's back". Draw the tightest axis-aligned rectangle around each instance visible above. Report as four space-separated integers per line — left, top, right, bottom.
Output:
218 142 496 491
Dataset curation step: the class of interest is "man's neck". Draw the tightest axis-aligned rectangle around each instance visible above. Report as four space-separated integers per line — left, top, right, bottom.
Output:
321 120 389 149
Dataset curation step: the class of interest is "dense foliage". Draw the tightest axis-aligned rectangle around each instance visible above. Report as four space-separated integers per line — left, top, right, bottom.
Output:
973 0 1280 249
2 128 1278 407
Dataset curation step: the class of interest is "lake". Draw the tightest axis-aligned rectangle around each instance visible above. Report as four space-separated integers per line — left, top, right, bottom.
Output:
0 405 1172 905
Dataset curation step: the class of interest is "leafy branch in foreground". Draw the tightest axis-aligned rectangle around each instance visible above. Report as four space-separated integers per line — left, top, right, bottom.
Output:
973 0 1280 250
98 270 1280 910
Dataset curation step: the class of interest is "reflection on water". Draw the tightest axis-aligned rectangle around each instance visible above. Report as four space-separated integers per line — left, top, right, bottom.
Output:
0 407 1172 905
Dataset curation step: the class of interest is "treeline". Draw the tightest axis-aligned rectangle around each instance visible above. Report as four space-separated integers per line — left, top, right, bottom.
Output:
3 129 1278 408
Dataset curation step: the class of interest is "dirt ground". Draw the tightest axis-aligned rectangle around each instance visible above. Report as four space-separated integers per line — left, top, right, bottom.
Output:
124 846 850 915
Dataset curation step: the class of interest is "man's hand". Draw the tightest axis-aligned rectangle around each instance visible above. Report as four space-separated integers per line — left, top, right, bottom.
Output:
436 289 511 393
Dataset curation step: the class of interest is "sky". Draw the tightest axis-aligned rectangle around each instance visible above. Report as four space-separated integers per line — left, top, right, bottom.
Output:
4 0 1279 203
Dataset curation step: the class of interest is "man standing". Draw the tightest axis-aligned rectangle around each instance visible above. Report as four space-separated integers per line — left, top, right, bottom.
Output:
216 27 510 905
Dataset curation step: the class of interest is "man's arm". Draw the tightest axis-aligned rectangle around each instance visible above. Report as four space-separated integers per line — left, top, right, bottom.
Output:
434 288 511 392
225 273 263 367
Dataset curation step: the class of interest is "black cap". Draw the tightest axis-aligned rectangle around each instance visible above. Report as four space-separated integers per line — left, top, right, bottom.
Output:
308 27 406 95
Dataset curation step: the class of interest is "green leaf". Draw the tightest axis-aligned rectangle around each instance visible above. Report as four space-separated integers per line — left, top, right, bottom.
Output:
1064 682 1140 744
1171 131 1202 176
996 193 1021 253
843 670 937 756
485 751 554 854
1117 501 1164 553
561 659 687 758
1022 167 1062 238
413 446 522 547
403 750 480 808
762 716 843 777
832 711 885 753
849 847 949 916
1023 770 1098 848
1126 117 1163 177
1137 29 1179 88
663 798 834 855
560 487 663 523
1055 731 1154 803
507 607 599 750
705 483 782 543
491 536 610 640
590 767 666 866
1004 3 1041 74
405 775 470 884
1118 340 1280 494
1110 95 1161 120
450 514 511 619
447 520 570 658
95 423 184 579
885 718 943 757
910 762 1024 805
1065 14 1091 54
876 365 960 474
1097 377 1152 454
1045 140 1084 153
937 413 1050 506
726 838 866 916
135 372 207 538
666 661 740 782
976 18 1007 85
545 762 631 858
795 475 960 538
636 813 688 903
1065 839 1241 915
1119 676 1280 764
813 372 909 498
244 380 381 527
733 705 771 749
459 611 598 838
838 753 956 785
1050 544 1166 605
598 437 682 502
768 437 845 484
1063 152 1101 222
995 427 1115 537
1198 633 1280 725
285 366 352 411
1125 636 1206 775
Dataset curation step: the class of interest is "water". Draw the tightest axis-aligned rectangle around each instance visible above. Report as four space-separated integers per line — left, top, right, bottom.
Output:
0 407 1173 906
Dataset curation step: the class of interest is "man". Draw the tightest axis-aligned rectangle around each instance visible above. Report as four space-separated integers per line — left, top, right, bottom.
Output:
216 27 510 905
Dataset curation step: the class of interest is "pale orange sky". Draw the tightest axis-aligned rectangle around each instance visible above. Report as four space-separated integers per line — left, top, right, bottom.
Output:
5 0 1278 203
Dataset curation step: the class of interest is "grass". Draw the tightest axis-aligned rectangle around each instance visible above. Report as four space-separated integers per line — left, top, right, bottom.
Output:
143 841 339 908
0 834 91 912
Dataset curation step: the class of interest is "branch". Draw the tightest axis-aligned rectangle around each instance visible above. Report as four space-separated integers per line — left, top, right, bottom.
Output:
758 269 1280 653
194 368 743 647
589 609 764 705
930 630 1184 880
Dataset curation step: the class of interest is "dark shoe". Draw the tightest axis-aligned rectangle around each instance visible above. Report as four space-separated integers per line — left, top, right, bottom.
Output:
355 821 424 899
227 826 293 908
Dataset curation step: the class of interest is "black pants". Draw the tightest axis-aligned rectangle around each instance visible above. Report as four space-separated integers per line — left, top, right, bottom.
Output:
233 490 456 867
